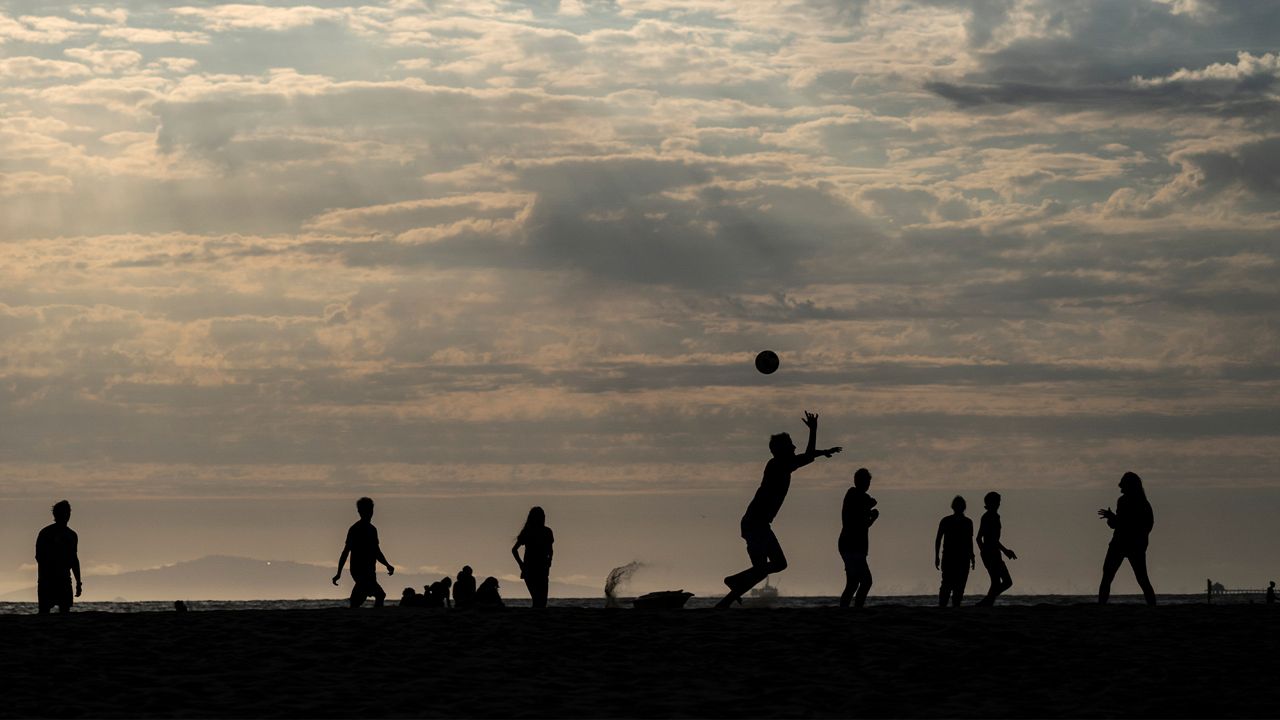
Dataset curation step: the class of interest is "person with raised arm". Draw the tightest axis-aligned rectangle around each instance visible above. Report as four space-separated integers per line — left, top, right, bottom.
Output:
1097 472 1157 606
332 497 395 608
717 411 842 609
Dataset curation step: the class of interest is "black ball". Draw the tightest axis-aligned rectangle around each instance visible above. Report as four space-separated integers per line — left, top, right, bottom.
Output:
755 350 780 375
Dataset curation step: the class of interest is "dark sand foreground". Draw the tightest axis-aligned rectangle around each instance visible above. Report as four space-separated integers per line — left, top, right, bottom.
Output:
3 604 1277 718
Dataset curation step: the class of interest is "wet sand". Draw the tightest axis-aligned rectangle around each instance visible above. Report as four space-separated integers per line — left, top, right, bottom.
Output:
2 604 1276 718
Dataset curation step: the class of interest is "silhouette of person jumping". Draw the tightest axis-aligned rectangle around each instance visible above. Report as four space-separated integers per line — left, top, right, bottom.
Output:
935 496 974 607
476 576 504 608
35 500 81 614
839 468 878 609
1097 471 1157 606
717 411 842 609
332 497 395 608
454 566 477 609
512 507 554 608
975 491 1017 607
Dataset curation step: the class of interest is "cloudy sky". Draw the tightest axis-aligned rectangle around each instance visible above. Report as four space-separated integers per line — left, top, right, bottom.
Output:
1 0 1277 598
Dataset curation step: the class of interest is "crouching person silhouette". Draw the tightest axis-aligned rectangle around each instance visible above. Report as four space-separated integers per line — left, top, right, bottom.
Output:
332 497 395 608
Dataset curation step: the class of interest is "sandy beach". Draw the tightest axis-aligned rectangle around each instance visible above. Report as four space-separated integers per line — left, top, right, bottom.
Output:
1 603 1276 718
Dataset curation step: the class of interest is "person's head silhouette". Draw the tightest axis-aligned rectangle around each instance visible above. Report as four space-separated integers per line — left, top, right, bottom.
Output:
524 506 546 531
1119 471 1143 495
52 500 71 525
356 496 374 521
951 495 966 515
769 432 796 458
984 491 1000 510
854 467 872 491
460 565 473 578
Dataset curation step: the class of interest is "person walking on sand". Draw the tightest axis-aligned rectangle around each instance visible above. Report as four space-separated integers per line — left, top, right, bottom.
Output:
935 496 975 607
1097 471 1157 606
717 411 842 609
332 497 395 608
512 506 554 608
36 500 82 614
839 468 878 609
975 491 1017 607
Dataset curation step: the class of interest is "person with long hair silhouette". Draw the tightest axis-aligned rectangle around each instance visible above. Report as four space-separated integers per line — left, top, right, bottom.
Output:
35 500 81 614
839 468 878 608
1098 471 1157 605
975 491 1017 606
717 411 842 609
332 497 395 608
512 506 554 608
935 495 974 607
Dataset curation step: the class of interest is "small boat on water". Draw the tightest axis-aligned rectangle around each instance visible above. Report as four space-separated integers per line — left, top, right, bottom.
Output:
742 580 779 607
631 590 694 609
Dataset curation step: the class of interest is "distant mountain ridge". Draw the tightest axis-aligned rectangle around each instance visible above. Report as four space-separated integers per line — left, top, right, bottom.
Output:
0 555 599 602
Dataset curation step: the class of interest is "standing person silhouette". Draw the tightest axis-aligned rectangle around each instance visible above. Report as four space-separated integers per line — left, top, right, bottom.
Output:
35 500 81 614
512 507 554 608
1267 581 1275 605
332 497 395 608
1097 471 1157 606
975 491 1017 607
839 468 878 609
717 411 842 609
934 496 974 607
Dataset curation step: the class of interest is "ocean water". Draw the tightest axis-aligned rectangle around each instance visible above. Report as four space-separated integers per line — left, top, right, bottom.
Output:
0 593 1221 614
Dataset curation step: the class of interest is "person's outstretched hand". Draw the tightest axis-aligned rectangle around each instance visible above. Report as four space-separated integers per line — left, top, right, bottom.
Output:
331 572 341 586
1004 548 1017 560
825 446 843 457
1098 507 1115 521
387 566 395 576
802 411 818 429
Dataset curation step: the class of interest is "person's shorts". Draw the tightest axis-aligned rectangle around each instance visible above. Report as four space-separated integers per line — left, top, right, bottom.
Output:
981 551 1007 574
740 522 783 563
38 579 72 612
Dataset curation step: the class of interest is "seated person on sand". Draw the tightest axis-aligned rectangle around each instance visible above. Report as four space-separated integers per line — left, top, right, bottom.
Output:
475 577 505 608
400 587 420 607
437 576 453 608
454 566 477 609
717 411 842 609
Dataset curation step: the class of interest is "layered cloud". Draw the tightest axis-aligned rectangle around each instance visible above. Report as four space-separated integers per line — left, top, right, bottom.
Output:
0 0 1277 501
